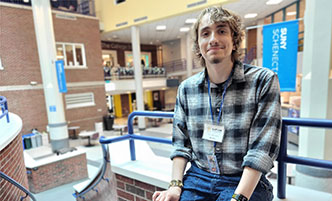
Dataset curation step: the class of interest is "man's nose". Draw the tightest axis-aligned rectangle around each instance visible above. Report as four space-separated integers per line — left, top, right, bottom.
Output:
209 32 218 45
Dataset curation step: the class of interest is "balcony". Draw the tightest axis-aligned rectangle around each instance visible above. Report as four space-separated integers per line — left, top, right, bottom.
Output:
0 0 96 16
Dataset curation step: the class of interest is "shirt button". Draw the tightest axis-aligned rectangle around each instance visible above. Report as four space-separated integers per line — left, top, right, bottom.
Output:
216 108 220 112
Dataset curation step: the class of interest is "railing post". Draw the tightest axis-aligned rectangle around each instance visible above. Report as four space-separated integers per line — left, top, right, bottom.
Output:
128 112 136 161
5 100 9 123
129 139 136 161
277 122 288 199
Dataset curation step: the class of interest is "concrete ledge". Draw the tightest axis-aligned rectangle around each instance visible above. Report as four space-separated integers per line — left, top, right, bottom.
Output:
24 145 86 168
108 138 332 200
108 138 172 189
0 112 22 151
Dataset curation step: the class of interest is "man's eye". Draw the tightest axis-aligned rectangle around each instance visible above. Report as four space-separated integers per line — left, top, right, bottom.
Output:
219 30 225 34
201 32 209 37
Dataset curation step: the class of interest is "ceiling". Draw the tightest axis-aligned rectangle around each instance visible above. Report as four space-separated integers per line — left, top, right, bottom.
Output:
101 0 298 45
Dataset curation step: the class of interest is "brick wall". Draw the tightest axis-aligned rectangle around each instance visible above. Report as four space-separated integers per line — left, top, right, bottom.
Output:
0 6 42 86
115 174 166 201
65 86 107 132
0 134 30 201
1 89 48 134
53 13 104 83
0 4 106 133
27 152 88 193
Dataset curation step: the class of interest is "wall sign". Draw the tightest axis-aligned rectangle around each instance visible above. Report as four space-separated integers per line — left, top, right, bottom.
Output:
55 60 67 93
263 20 299 91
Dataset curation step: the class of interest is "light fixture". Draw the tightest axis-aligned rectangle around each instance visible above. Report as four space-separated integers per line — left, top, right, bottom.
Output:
287 11 296 16
244 13 258 19
180 27 190 32
156 25 166 31
112 35 118 39
185 18 197 24
266 0 283 5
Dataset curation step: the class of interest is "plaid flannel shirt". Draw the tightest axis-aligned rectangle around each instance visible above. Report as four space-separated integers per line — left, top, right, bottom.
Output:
170 61 281 174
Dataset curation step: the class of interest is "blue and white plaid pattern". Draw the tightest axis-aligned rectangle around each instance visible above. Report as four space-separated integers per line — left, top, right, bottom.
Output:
170 61 281 174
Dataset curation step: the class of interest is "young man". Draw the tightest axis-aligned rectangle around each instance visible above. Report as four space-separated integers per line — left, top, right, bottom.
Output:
153 6 281 201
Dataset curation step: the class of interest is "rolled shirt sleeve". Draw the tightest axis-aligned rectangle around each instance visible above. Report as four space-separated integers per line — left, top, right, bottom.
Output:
242 73 282 174
170 83 193 161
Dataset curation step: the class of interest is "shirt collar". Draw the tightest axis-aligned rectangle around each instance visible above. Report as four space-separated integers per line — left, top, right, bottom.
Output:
196 60 246 87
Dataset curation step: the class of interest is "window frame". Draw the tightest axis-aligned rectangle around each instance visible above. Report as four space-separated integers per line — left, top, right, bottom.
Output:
114 0 126 5
56 42 87 69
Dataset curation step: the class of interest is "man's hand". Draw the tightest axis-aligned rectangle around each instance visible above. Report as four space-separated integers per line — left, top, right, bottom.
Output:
152 187 182 201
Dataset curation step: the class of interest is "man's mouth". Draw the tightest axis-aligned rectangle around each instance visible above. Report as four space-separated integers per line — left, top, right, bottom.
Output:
208 46 225 51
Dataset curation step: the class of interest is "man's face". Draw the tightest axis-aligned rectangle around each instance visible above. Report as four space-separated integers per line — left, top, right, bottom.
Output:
198 14 234 66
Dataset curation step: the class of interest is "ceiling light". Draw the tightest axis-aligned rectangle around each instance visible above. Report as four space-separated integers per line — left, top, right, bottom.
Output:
156 25 166 31
266 0 283 5
287 11 296 16
180 27 190 32
185 18 197 24
244 13 258 19
149 41 153 45
112 35 118 39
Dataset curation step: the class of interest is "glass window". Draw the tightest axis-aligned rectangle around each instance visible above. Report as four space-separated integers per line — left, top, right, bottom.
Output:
66 44 74 66
299 0 305 18
115 0 126 4
75 45 83 66
264 16 272 24
56 42 86 68
274 10 283 23
286 4 297 21
56 44 64 60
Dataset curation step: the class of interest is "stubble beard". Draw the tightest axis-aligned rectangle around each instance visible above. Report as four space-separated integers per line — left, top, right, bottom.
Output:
211 58 221 64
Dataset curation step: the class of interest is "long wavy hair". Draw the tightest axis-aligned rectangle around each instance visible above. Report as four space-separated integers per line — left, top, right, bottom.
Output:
192 6 244 67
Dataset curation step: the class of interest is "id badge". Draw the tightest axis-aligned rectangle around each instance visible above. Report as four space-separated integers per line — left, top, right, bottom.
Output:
207 154 220 174
203 123 225 143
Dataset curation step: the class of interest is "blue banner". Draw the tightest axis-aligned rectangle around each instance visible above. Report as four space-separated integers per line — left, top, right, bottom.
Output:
55 60 67 93
263 20 299 92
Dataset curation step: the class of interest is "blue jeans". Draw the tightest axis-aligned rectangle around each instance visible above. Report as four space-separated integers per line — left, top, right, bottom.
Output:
180 163 274 201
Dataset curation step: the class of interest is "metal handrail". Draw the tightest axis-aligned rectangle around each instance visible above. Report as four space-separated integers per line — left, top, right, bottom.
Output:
277 117 332 199
99 111 173 161
99 111 332 199
73 143 111 199
0 96 9 123
0 171 37 201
